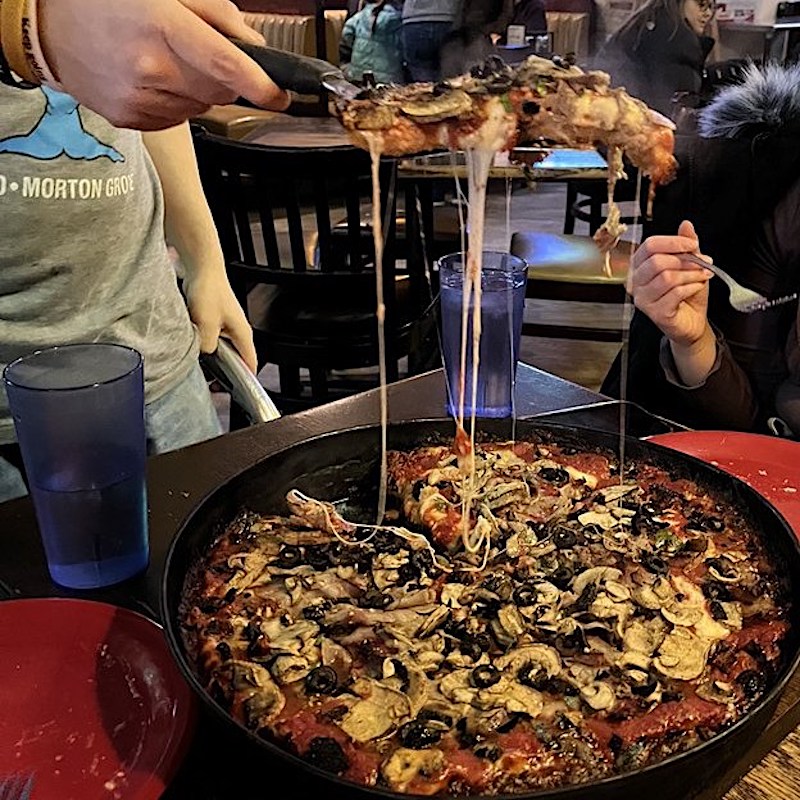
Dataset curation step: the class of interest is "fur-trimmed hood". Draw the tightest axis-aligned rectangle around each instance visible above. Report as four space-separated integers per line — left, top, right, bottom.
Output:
699 61 800 139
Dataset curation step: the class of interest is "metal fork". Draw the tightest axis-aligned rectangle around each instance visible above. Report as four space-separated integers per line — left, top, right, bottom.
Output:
0 774 34 800
681 253 798 313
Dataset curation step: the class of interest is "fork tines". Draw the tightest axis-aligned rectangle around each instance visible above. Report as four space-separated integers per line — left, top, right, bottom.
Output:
744 293 799 313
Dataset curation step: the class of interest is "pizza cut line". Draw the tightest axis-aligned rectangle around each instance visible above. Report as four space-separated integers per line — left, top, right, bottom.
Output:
181 438 788 797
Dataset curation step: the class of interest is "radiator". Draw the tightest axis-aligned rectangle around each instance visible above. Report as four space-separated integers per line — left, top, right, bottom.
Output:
243 10 348 64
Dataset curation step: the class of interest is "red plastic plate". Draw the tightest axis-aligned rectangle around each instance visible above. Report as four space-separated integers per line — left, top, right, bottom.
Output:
0 598 196 799
647 431 800 537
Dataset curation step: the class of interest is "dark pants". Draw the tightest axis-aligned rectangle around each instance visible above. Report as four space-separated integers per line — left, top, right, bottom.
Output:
401 21 454 83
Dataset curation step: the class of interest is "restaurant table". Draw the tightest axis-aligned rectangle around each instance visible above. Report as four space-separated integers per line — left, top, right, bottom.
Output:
0 365 798 799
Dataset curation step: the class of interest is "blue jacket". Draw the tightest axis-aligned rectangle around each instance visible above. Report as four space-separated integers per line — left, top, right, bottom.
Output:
340 2 404 84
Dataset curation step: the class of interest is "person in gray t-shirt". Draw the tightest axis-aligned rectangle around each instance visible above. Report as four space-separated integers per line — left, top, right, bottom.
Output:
0 84 256 502
401 0 462 82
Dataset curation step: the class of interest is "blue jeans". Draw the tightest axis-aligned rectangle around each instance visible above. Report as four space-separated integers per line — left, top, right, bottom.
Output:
401 21 454 83
0 362 222 504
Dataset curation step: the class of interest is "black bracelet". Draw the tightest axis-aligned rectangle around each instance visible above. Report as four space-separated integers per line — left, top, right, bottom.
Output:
0 45 37 88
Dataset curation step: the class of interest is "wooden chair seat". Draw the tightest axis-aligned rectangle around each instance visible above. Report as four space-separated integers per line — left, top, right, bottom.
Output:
510 231 633 342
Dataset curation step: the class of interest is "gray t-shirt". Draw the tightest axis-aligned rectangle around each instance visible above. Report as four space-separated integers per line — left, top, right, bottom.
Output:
0 85 198 444
402 0 462 24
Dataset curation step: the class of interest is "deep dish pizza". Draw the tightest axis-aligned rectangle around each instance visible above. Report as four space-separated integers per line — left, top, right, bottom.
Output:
180 437 789 796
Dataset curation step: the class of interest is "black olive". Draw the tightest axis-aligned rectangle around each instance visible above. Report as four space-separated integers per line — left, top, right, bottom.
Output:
432 81 451 96
702 581 732 602
496 713 522 733
709 600 727 621
517 662 546 690
544 677 579 697
391 658 410 691
641 502 659 517
417 709 453 727
631 676 658 697
539 466 570 485
461 633 492 661
471 664 501 689
513 584 538 606
304 737 349 774
609 733 623 756
553 528 577 549
199 600 221 614
398 719 444 749
215 641 232 661
474 744 502 761
360 589 392 609
456 718 479 748
706 557 737 579
662 690 684 703
224 587 237 604
574 582 598 610
302 599 332 623
305 666 339 695
276 545 302 569
243 620 262 643
641 553 668 575
521 100 540 115
473 597 502 616
689 513 725 533
736 670 767 700
411 549 434 575
550 565 574 589
304 545 331 570
396 562 417 585
556 628 587 655
373 530 403 554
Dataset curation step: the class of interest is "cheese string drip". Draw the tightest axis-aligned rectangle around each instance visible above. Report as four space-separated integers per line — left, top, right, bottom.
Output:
458 146 494 553
366 135 388 524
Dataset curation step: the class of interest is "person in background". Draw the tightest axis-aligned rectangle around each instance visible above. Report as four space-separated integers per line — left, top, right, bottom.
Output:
601 63 800 436
596 0 715 116
2 0 289 131
510 0 548 36
0 83 256 503
340 0 404 85
441 0 514 76
401 0 462 83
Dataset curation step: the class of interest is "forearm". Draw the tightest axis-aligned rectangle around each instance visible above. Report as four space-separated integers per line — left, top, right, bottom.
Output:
142 122 226 279
668 322 717 386
661 329 760 430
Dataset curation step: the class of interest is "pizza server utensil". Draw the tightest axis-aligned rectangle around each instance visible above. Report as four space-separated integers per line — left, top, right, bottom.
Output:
229 38 362 101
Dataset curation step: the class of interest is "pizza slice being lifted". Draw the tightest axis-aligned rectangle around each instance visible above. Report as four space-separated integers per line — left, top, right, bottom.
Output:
334 55 678 254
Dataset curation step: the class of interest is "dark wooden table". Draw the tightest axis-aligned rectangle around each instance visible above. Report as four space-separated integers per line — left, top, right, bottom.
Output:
0 366 797 798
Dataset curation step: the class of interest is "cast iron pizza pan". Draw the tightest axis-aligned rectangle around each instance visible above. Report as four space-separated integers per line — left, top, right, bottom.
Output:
161 419 800 800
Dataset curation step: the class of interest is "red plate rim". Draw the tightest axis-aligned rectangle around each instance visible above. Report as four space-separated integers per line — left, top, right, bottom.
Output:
0 597 197 800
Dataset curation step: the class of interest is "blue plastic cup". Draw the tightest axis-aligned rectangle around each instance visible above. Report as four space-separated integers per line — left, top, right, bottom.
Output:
4 344 149 589
439 251 528 418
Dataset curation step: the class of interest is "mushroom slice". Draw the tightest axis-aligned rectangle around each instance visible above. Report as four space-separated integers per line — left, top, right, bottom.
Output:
418 605 450 638
399 89 473 122
340 678 412 742
632 577 675 610
653 628 709 681
581 681 616 711
382 748 446 793
600 484 640 504
271 654 313 685
662 603 703 627
497 604 526 639
623 619 666 656
502 683 545 717
578 510 618 530
496 644 562 678
222 660 286 728
572 566 623 596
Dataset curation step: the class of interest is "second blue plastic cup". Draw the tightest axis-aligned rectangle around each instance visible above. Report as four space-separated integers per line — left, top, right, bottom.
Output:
439 251 528 418
4 344 149 589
